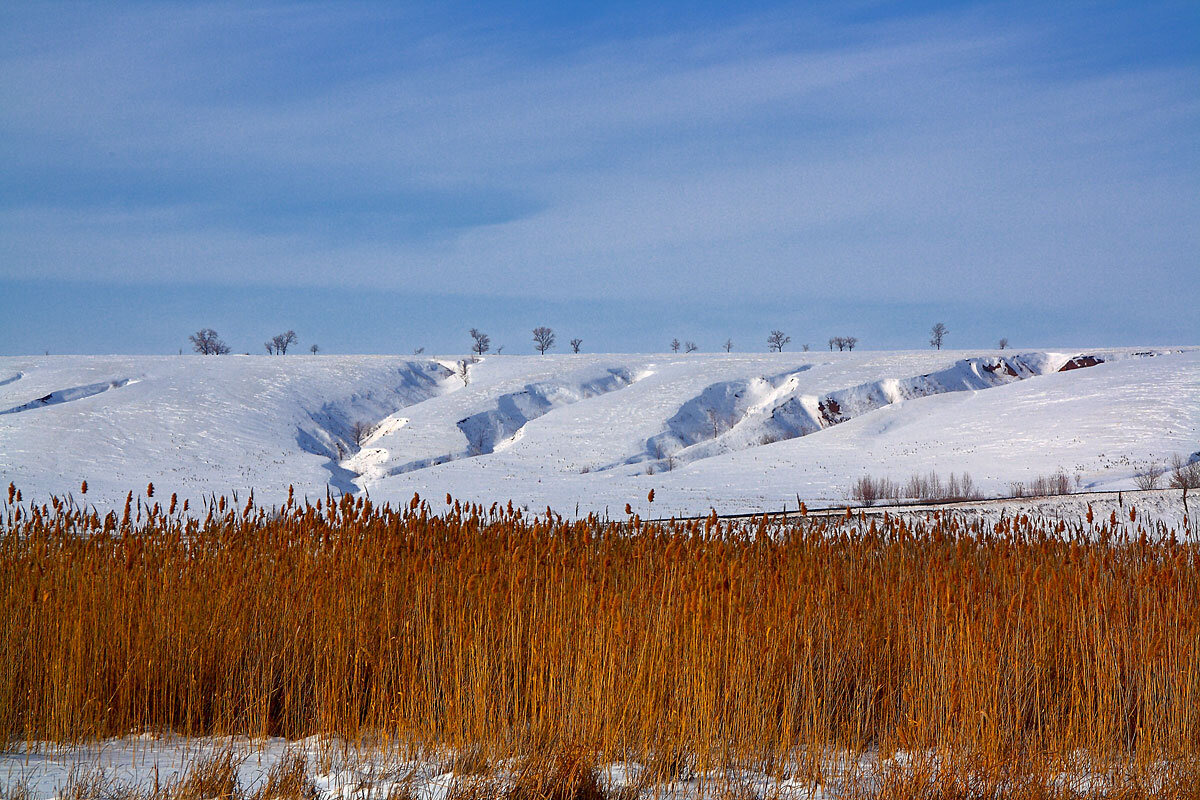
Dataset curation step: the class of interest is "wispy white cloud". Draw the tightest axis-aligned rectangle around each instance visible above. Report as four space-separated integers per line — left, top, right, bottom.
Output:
1 1 1196 321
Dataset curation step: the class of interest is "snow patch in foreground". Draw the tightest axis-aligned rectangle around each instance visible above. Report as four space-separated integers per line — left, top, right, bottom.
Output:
0 737 1174 800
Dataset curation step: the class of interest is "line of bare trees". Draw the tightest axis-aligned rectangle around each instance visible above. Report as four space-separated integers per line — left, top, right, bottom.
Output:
828 336 859 351
189 328 316 356
1134 454 1200 491
192 322 1013 357
264 330 297 355
670 323 1010 354
470 327 584 355
188 329 230 355
852 471 983 506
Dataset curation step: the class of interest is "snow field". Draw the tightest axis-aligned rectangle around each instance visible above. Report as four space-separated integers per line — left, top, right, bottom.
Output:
1 348 1196 520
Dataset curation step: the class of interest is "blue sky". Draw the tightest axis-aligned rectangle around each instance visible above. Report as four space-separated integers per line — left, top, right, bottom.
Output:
1 0 1197 354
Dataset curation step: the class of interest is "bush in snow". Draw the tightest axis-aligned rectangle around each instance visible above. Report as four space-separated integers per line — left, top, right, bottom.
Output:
1169 452 1200 490
1134 466 1163 490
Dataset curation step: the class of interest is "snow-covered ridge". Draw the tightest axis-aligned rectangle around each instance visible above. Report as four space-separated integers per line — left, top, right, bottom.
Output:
366 366 640 478
294 361 457 493
618 353 1100 471
0 348 1196 518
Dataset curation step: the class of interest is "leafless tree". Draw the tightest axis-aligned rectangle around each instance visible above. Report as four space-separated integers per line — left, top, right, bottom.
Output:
1021 470 1072 496
532 326 555 354
706 408 727 437
412 346 424 355
998 337 1009 350
351 420 376 446
830 336 848 351
270 330 298 354
767 330 791 352
1169 453 1200 489
570 338 583 353
670 338 681 353
852 475 891 507
802 343 810 352
457 358 475 385
845 336 859 351
930 322 948 350
469 328 490 355
264 341 275 355
1134 465 1163 490
310 344 320 354
1170 453 1200 518
684 341 698 353
189 328 230 355
723 338 733 353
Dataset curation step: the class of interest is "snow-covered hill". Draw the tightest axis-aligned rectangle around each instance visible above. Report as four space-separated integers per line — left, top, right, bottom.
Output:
1 348 1196 518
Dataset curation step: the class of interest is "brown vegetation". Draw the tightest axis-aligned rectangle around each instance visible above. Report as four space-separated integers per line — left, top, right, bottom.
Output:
2 486 1199 796
1008 470 1075 498
851 471 983 506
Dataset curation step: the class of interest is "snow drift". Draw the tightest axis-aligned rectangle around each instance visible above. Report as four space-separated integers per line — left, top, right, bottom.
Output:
1 348 1195 518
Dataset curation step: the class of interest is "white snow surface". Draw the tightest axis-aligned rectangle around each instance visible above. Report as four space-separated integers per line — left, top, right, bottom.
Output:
0 736 1158 800
1 348 1197 520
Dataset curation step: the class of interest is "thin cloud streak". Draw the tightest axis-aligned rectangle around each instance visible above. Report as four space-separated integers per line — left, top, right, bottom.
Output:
1 1 1197 321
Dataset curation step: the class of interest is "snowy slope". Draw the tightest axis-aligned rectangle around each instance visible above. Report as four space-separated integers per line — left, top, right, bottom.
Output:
0 356 459 507
1 349 1196 519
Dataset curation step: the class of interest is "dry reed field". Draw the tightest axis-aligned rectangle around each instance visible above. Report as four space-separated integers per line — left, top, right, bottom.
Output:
3 483 1200 798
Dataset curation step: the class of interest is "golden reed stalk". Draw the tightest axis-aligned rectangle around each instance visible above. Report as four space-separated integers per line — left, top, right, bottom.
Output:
2 485 1198 796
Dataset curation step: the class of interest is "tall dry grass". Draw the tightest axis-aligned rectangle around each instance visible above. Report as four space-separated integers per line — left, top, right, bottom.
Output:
2 484 1199 794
